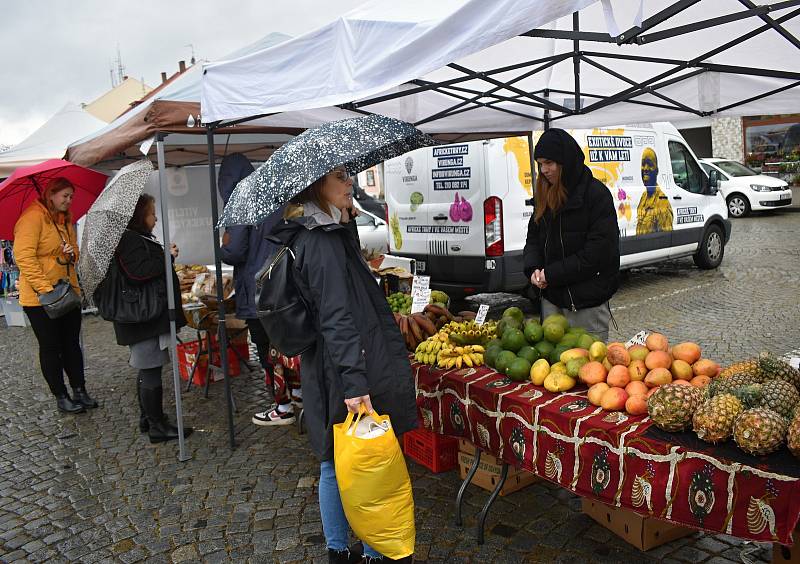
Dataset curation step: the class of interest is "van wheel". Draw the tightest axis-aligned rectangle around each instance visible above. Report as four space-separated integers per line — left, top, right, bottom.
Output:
693 225 725 269
726 194 750 218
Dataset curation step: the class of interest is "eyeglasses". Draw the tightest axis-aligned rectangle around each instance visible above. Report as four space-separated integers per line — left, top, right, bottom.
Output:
327 168 350 182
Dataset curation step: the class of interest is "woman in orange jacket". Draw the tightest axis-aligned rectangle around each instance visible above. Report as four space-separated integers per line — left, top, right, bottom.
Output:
13 177 97 414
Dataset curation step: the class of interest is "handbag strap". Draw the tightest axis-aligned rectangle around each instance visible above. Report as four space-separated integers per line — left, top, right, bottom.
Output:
344 404 382 436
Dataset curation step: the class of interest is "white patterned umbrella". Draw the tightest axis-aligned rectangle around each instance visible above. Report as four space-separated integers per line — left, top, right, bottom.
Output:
77 159 153 302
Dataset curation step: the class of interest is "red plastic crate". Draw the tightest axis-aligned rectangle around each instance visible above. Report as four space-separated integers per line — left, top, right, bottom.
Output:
403 427 458 473
177 339 240 386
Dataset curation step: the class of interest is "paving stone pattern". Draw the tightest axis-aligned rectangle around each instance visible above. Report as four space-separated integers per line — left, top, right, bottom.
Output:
2 210 798 563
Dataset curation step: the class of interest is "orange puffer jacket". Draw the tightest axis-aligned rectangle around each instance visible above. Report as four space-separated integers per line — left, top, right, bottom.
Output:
13 200 80 307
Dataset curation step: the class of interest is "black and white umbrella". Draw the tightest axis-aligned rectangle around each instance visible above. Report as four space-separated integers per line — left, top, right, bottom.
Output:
218 115 434 226
77 159 153 302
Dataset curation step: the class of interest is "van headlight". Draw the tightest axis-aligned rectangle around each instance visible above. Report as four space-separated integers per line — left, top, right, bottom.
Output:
750 184 771 192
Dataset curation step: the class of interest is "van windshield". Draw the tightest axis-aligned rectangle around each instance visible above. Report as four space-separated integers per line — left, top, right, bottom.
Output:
715 160 758 177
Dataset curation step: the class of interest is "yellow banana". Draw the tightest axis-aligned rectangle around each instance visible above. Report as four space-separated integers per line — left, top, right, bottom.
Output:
471 345 485 354
463 354 473 367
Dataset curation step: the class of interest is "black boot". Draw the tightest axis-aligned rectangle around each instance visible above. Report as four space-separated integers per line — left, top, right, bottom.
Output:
140 386 179 444
72 387 98 409
56 394 85 414
328 544 363 564
136 378 148 433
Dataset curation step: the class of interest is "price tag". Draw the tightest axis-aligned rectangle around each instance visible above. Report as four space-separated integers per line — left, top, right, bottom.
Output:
411 275 430 293
475 304 490 326
410 289 431 314
625 330 649 348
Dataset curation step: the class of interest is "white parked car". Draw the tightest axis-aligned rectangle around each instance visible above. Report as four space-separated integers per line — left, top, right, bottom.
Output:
353 203 389 259
700 158 792 218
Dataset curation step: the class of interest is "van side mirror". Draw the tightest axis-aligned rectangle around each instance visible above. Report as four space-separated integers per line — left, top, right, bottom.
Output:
707 169 720 195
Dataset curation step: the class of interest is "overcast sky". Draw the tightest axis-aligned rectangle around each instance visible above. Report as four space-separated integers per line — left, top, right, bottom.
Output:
0 0 365 147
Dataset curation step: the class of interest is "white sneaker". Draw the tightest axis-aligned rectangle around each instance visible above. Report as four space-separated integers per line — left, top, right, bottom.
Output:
252 407 296 426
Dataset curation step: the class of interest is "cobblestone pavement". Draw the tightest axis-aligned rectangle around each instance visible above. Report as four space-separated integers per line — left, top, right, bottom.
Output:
1 209 799 563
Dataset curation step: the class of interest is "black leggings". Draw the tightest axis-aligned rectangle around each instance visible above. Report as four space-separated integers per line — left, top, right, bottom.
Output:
23 306 85 397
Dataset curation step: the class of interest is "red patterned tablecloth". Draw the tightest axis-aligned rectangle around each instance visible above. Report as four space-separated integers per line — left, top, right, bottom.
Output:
413 362 800 545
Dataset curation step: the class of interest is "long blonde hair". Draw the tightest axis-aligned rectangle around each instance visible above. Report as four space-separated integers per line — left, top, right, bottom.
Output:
533 165 568 223
38 177 74 225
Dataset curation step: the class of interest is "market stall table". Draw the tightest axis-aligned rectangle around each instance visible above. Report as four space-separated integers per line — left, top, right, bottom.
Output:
412 361 800 547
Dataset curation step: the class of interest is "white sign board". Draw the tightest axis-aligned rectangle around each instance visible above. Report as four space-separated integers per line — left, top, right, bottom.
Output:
475 304 490 326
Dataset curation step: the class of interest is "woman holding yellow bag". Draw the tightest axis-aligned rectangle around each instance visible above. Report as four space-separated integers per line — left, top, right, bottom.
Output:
270 167 417 563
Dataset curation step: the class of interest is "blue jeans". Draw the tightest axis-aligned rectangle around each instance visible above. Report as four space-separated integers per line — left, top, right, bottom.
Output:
319 460 381 559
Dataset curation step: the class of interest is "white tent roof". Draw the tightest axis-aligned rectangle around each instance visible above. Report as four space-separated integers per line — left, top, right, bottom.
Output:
0 102 106 177
201 0 800 132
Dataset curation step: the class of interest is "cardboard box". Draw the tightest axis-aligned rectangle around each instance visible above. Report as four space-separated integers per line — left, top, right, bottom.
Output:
457 451 538 497
459 439 476 455
581 498 693 551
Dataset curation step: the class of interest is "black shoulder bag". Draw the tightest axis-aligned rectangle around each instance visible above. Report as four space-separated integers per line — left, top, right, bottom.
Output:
94 233 166 323
38 224 81 319
255 231 317 357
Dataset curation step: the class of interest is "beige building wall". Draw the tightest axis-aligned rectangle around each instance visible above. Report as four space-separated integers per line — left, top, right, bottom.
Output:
84 78 152 123
711 117 744 161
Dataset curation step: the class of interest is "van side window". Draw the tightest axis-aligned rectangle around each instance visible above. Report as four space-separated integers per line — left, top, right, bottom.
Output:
668 141 704 194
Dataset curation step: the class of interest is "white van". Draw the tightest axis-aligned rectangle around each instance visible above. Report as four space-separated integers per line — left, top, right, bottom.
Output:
384 123 731 296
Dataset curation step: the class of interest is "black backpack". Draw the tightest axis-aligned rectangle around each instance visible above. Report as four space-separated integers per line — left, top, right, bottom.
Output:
255 232 317 356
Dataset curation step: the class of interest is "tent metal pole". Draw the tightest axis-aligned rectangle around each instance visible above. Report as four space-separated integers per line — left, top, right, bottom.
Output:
156 133 191 462
206 127 237 450
738 0 800 50
543 90 550 131
616 0 702 44
573 12 581 113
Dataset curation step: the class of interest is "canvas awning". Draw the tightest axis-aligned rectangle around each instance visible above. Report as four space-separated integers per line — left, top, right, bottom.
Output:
200 0 800 132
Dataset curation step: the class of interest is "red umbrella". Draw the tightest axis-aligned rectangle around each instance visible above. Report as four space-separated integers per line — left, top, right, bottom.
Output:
0 159 108 239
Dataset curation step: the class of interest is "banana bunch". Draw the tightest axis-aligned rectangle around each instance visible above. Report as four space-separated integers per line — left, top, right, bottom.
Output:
437 344 485 370
444 320 498 345
414 337 444 365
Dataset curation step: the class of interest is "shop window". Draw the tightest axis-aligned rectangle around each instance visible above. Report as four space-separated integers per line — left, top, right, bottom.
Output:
743 114 800 173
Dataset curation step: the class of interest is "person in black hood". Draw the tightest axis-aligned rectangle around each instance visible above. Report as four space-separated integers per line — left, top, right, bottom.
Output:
217 153 296 426
271 166 416 564
523 128 620 341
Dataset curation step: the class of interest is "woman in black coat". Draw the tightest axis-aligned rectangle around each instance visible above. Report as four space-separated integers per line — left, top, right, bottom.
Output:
113 194 191 444
270 168 416 564
523 129 620 341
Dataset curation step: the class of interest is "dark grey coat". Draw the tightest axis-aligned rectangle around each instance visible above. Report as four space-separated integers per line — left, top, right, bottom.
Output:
271 214 417 461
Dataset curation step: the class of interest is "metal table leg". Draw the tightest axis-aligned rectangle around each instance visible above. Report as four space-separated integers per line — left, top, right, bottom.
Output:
476 462 508 545
185 329 205 393
455 449 482 527
204 331 214 399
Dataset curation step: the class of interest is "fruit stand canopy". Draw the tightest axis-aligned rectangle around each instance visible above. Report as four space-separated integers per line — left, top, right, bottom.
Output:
201 0 800 134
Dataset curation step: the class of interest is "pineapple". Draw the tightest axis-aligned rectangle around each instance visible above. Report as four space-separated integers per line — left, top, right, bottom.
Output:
719 358 761 379
759 379 800 421
758 353 800 392
729 384 762 409
733 408 787 456
648 383 704 432
710 371 763 397
693 394 743 443
788 411 800 458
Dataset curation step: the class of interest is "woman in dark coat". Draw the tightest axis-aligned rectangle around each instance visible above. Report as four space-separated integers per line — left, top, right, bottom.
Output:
523 129 620 341
270 167 416 564
113 194 191 443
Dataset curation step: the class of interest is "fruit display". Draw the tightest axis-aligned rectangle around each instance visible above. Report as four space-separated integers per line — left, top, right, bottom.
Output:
436 344 485 369
395 306 447 352
387 292 413 314
411 310 497 365
692 394 743 443
485 308 603 391
733 407 788 456
647 383 704 432
583 333 720 417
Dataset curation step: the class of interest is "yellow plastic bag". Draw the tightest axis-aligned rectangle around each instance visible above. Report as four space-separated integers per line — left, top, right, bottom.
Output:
333 407 415 559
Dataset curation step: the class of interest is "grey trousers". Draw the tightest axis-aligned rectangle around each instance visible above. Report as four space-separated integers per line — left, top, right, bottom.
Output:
540 298 611 343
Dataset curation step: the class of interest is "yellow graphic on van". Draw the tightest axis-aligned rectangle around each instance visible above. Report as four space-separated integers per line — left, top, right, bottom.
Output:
635 147 674 234
581 128 625 187
503 137 533 196
390 212 403 249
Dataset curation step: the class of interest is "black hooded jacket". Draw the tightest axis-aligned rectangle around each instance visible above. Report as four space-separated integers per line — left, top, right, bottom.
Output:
269 213 417 461
523 129 620 310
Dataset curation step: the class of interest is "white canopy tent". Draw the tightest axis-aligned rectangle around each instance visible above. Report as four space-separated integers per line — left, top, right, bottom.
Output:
0 103 106 178
201 0 800 133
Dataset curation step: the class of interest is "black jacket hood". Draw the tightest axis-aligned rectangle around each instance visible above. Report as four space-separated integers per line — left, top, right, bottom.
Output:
534 128 592 210
217 153 255 204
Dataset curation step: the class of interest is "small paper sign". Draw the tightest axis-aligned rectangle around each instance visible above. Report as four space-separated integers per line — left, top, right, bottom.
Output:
411 275 430 293
625 330 649 348
475 304 490 326
410 289 431 314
